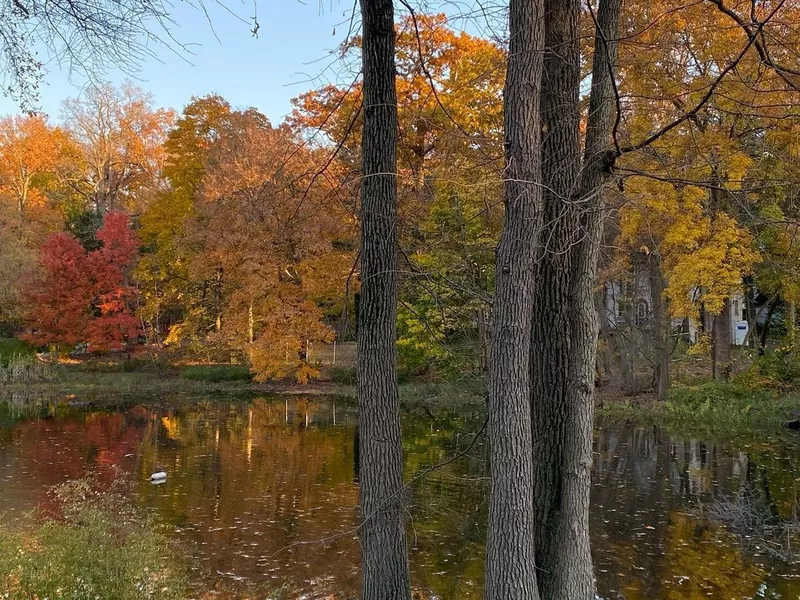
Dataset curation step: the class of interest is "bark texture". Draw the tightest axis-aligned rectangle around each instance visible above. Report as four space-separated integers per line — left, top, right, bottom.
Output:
530 0 584 597
529 0 622 598
484 0 544 597
356 1 411 598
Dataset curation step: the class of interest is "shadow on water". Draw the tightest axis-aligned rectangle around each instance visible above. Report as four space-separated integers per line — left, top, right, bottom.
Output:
1 392 799 598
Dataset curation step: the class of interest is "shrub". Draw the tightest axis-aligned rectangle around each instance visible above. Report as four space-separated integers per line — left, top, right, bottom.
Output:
0 476 187 599
0 337 35 366
667 380 772 408
738 346 800 391
328 366 356 384
180 364 252 383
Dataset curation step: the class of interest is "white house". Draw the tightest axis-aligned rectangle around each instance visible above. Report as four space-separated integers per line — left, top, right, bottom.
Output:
602 275 753 346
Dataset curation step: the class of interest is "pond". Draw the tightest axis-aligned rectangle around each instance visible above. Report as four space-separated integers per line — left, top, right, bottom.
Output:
1 392 799 599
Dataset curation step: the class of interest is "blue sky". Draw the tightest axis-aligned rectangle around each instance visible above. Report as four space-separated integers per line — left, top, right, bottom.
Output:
0 0 359 123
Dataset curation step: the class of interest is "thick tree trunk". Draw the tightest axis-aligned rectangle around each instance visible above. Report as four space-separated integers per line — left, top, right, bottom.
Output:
356 1 411 599
649 257 670 401
484 0 544 597
529 0 585 597
528 0 623 597
712 298 732 380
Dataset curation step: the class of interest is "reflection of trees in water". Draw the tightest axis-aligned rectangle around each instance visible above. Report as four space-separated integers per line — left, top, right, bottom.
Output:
592 424 800 598
401 412 489 600
5 400 800 598
131 398 488 599
133 397 360 597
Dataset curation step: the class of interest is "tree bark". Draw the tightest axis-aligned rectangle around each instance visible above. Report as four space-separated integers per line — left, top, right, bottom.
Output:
712 298 732 379
529 0 623 597
788 299 796 344
484 0 544 597
530 0 584 597
649 257 670 401
356 1 411 599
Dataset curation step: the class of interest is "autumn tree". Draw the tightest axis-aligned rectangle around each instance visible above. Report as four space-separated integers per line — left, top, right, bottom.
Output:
292 15 506 374
0 115 76 331
0 115 74 225
61 83 173 215
84 212 141 351
138 95 353 376
608 0 800 384
21 232 91 355
183 109 353 373
21 212 141 354
138 94 236 340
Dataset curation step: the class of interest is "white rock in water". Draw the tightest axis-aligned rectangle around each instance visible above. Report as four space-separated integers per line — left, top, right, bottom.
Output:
149 471 167 482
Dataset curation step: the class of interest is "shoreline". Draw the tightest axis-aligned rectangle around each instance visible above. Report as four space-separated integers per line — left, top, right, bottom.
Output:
3 370 800 441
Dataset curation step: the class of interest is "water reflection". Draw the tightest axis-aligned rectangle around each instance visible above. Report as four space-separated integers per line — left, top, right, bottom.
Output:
0 395 798 599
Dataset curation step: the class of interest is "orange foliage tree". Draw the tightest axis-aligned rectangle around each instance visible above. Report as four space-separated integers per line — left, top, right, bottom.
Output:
0 114 74 225
181 109 354 379
291 14 505 374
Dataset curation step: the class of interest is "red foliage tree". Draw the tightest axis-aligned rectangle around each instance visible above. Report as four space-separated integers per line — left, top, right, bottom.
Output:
85 212 142 351
22 212 142 353
21 233 92 351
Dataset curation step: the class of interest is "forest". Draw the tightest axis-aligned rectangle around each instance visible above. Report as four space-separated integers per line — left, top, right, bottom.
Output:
3 8 799 393
2 0 800 599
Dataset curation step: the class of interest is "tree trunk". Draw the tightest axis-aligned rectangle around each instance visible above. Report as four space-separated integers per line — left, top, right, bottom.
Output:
712 298 732 379
356 1 410 599
248 302 254 344
759 295 780 354
788 299 796 345
484 0 544 597
530 0 584 597
214 266 223 333
649 257 670 401
529 0 623 597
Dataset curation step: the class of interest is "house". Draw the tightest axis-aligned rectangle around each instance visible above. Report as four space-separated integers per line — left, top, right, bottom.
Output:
602 272 757 346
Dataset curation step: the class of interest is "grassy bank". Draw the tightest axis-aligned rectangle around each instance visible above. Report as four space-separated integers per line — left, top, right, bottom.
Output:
3 358 800 439
0 359 489 407
0 477 188 600
597 381 800 439
0 475 288 600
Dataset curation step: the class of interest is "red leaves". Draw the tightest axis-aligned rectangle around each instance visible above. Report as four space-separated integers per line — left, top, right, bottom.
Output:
22 212 142 352
22 232 91 348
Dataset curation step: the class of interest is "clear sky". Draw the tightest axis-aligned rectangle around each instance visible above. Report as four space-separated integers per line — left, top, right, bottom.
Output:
0 0 360 123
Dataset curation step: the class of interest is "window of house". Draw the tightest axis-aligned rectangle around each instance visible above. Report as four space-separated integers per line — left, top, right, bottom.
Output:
635 300 648 326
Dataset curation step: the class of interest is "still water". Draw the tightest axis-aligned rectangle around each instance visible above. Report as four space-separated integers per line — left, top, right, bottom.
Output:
1 393 799 599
